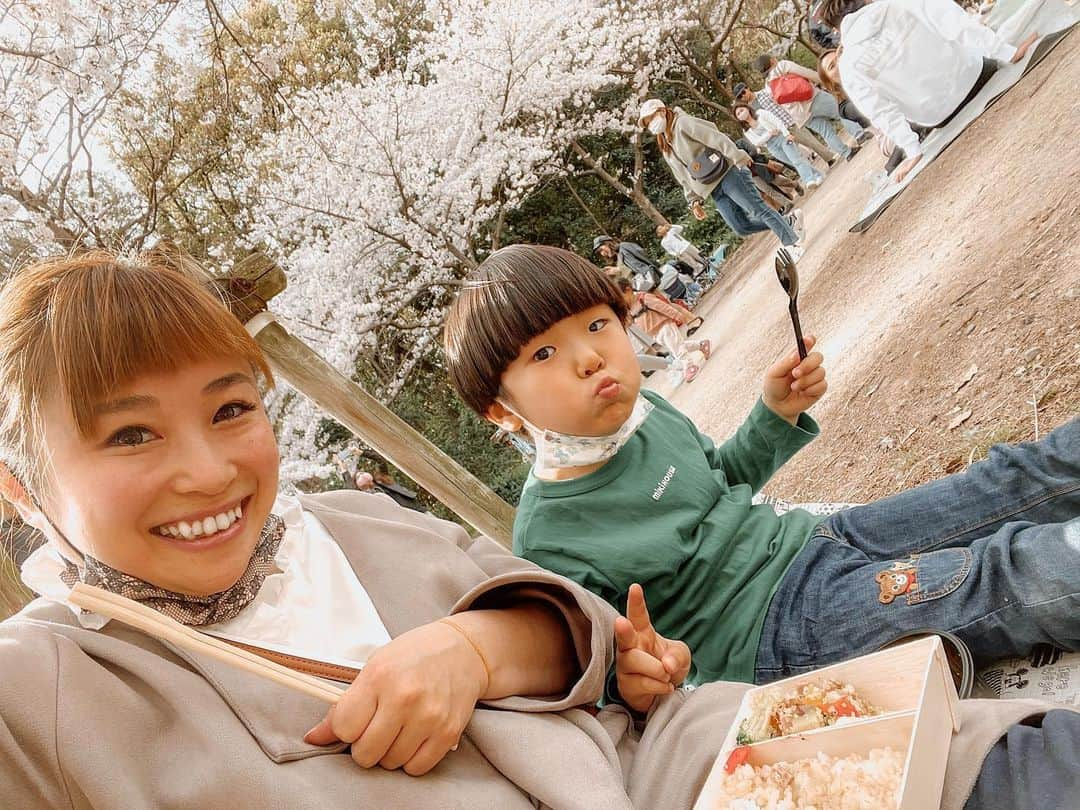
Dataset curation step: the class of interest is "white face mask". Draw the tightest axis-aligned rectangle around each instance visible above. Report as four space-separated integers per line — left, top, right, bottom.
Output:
647 115 667 135
499 394 654 478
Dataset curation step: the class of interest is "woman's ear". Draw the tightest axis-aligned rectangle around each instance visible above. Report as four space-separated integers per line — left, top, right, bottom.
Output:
484 401 524 433
0 463 36 523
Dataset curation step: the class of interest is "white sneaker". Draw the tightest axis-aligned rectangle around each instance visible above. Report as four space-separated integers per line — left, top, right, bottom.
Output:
787 208 806 241
785 242 805 261
805 177 823 190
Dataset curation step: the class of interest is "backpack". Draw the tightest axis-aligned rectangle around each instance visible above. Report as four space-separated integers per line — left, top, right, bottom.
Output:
769 74 814 105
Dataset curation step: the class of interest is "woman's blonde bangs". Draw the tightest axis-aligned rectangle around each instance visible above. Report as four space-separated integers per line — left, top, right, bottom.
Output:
1 251 274 447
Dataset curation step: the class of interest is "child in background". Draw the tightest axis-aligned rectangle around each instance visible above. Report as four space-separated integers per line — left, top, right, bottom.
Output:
614 277 710 384
443 243 1080 690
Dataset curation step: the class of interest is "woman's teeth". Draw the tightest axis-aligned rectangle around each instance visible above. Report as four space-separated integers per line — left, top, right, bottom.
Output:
155 504 243 540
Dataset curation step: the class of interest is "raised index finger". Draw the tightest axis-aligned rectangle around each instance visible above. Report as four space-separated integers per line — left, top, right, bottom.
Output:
626 583 654 635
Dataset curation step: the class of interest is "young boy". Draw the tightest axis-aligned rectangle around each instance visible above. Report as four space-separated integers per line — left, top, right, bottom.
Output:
443 244 1080 688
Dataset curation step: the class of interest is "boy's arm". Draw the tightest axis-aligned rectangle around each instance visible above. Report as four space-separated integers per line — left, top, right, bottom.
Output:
695 399 819 492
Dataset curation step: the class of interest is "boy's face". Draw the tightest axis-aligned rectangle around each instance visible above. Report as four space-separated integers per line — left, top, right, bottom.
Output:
492 304 641 438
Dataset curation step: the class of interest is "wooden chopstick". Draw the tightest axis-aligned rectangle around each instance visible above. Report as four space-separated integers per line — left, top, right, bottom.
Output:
69 583 344 705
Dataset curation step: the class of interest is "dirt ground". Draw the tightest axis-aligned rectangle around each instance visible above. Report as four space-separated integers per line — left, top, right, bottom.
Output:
667 31 1080 504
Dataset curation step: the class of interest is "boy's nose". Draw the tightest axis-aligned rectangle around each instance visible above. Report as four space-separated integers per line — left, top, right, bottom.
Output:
578 348 605 377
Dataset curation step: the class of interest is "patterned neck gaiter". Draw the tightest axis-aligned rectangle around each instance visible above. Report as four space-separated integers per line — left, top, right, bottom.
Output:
59 514 286 626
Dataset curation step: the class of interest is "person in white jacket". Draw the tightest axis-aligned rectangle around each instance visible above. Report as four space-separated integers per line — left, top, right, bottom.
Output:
820 0 1039 181
733 104 826 189
753 54 867 161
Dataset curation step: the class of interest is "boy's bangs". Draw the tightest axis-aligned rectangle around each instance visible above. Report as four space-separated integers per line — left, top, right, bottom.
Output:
44 259 273 436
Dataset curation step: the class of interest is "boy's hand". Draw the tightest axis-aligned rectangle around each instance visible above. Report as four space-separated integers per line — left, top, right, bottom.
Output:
762 334 827 425
615 584 692 714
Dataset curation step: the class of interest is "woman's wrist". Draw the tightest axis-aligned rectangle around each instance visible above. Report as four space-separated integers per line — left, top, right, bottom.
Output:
444 603 577 700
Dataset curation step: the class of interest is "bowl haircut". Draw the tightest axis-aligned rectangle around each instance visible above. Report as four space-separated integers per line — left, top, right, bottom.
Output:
443 244 629 416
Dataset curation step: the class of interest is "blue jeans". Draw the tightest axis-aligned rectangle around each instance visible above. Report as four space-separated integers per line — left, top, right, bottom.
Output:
755 417 1080 683
805 90 864 159
766 135 823 185
711 168 798 246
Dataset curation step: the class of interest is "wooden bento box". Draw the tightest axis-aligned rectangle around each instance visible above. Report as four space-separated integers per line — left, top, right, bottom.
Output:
694 637 961 810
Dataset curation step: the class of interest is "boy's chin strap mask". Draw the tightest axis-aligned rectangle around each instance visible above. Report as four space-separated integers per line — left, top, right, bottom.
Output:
497 394 654 477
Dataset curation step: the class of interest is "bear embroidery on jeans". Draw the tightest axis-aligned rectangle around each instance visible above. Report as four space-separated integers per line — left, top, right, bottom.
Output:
875 560 919 604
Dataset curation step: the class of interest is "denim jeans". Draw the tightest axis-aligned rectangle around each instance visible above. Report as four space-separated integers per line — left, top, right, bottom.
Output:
805 90 864 159
711 168 798 246
755 417 1080 684
766 135 823 185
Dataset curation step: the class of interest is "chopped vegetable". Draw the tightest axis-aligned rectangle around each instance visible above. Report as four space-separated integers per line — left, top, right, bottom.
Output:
724 745 751 774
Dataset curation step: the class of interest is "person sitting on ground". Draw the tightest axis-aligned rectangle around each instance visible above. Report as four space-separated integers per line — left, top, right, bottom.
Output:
0 248 705 807
593 235 660 290
733 104 825 190
657 223 710 276
638 99 807 260
733 82 838 164
753 53 867 161
819 0 1039 182
614 276 710 384
444 244 1080 699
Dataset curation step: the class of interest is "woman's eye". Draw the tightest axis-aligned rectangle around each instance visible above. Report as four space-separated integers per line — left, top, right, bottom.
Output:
588 318 609 332
532 346 554 362
214 401 257 423
108 426 156 447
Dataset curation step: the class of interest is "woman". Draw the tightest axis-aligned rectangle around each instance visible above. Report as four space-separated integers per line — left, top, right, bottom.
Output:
733 103 825 190
1 251 1076 809
0 250 694 808
637 98 807 260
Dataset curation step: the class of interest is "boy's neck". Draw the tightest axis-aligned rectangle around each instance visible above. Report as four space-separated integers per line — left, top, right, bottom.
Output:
535 458 611 482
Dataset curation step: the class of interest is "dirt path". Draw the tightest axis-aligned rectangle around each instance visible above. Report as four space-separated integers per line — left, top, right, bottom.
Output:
667 31 1080 504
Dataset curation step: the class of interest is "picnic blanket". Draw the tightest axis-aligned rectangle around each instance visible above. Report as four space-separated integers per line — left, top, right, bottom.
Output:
850 0 1080 233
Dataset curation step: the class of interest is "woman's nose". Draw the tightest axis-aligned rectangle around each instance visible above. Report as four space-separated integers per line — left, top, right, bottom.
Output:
169 434 238 495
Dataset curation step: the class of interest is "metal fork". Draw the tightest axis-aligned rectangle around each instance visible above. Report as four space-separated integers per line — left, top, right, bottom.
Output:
774 249 807 360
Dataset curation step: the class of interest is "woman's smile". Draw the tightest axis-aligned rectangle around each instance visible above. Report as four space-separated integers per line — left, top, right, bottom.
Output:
151 494 253 551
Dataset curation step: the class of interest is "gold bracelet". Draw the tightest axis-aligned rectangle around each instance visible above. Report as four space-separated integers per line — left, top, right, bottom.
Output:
438 617 492 691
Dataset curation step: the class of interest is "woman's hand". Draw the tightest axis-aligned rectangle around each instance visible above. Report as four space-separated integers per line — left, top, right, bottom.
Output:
304 620 488 776
761 334 827 424
615 584 692 714
691 201 707 221
1010 32 1039 63
892 153 922 183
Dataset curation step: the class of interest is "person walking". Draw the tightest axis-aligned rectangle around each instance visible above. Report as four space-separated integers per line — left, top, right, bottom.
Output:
734 82 837 164
819 0 1039 182
638 99 806 259
733 104 825 189
753 53 867 161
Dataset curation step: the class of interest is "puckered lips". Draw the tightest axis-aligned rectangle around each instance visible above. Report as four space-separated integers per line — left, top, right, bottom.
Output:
150 495 253 551
594 375 621 400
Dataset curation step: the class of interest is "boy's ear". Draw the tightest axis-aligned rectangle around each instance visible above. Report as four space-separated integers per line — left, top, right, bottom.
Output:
484 401 525 433
0 463 37 523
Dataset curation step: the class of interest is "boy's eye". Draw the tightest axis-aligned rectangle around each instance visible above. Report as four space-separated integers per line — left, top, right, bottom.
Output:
107 426 157 447
532 346 555 362
214 401 257 423
588 318 609 332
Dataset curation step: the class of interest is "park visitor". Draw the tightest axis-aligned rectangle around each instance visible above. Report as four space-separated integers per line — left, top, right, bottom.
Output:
820 0 1040 182
657 223 709 276
638 99 807 260
733 104 825 189
614 276 710 384
443 243 1080 694
733 81 838 164
752 53 867 161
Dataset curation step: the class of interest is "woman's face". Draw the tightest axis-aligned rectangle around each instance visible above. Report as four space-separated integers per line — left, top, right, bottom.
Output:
735 107 752 125
820 52 841 85
36 356 280 596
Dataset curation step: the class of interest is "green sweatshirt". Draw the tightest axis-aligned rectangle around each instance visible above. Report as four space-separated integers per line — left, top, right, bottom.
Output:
513 390 824 685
